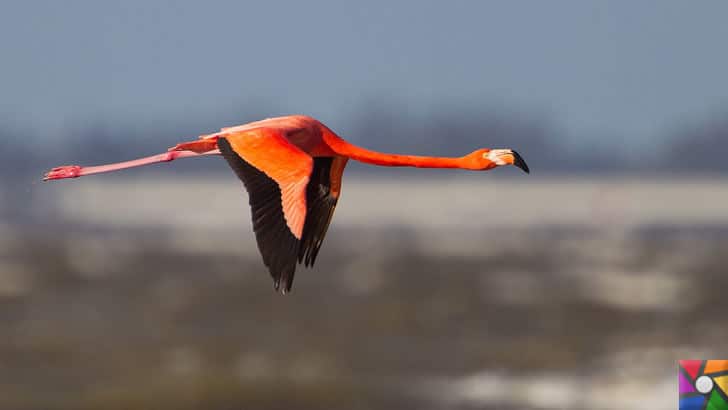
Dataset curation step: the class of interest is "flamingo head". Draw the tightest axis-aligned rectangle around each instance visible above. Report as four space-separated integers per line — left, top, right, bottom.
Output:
465 149 530 173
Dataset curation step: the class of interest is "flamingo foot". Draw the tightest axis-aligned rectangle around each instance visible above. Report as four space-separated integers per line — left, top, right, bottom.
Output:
42 149 221 181
43 165 82 181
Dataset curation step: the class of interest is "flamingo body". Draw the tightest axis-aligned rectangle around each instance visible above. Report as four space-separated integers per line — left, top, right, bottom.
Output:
45 115 529 293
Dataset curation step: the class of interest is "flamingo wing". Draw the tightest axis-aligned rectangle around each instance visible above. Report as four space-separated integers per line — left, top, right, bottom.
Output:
217 129 312 293
298 157 343 267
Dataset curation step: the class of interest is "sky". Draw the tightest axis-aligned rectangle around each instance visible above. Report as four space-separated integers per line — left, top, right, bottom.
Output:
1 1 727 146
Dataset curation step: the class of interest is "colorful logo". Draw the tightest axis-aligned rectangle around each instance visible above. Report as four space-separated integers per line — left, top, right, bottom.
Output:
680 360 728 410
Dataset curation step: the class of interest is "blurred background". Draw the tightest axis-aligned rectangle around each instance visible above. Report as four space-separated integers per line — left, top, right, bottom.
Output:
2 1 728 409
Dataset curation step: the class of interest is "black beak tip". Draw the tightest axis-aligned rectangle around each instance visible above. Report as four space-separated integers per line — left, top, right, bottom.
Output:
512 150 530 174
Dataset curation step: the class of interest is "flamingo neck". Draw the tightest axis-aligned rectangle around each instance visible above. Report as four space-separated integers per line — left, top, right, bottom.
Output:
323 133 468 169
351 151 464 168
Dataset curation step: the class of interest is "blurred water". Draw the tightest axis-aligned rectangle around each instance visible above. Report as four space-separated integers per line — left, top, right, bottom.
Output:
3 176 728 409
36 175 728 230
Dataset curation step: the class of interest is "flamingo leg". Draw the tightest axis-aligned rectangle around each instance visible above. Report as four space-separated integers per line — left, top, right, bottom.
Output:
43 149 221 181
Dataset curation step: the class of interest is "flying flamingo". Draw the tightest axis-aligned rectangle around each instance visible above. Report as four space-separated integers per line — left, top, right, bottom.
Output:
44 115 529 293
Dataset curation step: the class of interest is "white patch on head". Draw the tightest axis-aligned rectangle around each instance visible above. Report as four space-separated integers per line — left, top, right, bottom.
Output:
485 149 511 166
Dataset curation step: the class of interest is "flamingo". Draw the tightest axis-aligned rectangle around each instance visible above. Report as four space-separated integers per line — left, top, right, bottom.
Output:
44 115 529 293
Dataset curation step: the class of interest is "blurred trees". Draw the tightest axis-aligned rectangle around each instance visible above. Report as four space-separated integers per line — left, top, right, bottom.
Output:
661 115 728 173
3 103 727 180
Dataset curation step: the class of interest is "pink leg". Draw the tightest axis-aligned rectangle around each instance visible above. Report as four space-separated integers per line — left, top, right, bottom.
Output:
43 149 221 181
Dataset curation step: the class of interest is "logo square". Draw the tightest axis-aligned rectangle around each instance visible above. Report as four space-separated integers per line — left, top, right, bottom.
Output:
679 360 728 410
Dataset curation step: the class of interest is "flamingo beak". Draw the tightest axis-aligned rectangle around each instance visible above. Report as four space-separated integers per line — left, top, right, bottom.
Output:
486 149 530 174
511 150 530 174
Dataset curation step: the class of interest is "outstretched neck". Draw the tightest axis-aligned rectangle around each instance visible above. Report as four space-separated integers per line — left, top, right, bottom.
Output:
323 132 470 169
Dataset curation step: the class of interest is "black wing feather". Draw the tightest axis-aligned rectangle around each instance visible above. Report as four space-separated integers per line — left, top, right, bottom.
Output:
299 157 338 267
218 137 298 293
219 138 339 293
